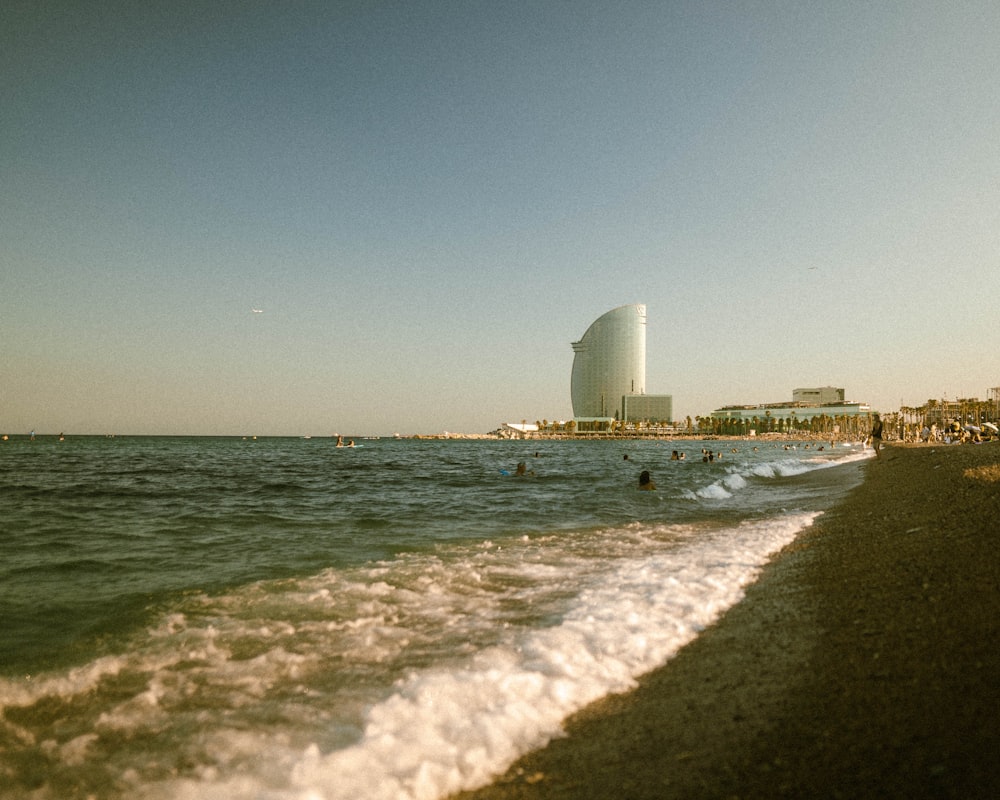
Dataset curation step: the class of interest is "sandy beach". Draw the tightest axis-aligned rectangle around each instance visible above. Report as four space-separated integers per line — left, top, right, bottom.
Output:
452 442 1000 799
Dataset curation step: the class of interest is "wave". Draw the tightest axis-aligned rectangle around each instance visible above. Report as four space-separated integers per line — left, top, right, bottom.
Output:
682 445 871 502
0 439 872 799
0 511 821 800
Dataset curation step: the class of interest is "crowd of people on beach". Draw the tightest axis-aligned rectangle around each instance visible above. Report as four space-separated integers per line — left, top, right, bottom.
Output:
866 414 999 450
911 421 999 444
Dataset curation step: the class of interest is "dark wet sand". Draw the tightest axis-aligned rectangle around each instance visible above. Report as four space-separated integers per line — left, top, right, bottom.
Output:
452 443 1000 799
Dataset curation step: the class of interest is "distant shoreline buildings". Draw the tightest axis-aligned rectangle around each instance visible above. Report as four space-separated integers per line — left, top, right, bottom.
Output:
496 304 999 440
708 387 871 436
569 304 672 430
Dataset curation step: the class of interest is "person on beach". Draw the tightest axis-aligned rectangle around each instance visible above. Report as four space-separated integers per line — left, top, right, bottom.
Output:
870 413 884 458
638 470 655 490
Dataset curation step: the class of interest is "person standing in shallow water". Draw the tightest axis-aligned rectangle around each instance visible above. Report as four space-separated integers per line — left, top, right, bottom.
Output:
870 413 884 458
638 470 655 490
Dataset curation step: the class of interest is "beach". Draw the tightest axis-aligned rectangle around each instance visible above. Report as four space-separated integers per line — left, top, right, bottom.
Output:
452 442 1000 800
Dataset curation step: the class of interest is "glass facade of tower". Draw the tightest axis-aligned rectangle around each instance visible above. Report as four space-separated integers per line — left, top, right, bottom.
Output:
570 304 646 418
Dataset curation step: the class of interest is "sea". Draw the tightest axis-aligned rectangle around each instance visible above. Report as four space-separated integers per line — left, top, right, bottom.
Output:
0 435 871 800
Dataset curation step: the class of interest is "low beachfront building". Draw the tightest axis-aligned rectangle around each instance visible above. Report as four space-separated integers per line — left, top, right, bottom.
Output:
500 422 540 439
708 402 872 436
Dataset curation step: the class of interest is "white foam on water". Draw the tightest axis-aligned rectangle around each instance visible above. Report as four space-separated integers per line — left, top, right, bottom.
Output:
139 511 820 800
1 438 880 800
0 444 869 800
684 447 872 500
695 482 733 499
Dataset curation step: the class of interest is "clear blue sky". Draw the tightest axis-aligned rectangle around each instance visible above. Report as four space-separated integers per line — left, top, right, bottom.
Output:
4 1 998 435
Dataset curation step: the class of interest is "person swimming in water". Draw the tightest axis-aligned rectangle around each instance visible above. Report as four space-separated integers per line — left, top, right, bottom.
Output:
638 470 655 490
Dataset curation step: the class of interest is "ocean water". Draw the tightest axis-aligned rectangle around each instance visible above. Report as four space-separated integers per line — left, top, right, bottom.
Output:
0 435 870 799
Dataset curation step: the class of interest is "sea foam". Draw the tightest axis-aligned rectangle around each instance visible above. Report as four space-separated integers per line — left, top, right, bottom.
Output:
1 438 868 800
147 512 819 800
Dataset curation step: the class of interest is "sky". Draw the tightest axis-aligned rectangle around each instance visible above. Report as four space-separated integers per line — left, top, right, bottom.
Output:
3 1 999 436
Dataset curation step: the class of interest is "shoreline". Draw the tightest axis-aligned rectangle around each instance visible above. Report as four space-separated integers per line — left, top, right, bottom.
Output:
451 442 1000 799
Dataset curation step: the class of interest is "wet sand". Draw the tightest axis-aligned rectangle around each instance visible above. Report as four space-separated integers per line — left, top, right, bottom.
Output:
452 442 1000 799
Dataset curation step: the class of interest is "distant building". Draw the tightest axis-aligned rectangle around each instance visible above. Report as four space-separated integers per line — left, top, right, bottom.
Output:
710 386 871 434
709 402 871 428
792 386 844 405
570 304 673 425
571 304 646 418
500 422 540 439
623 394 674 424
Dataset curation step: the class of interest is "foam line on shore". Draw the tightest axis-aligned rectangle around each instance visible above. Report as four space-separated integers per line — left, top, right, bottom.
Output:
451 443 1000 799
144 513 820 800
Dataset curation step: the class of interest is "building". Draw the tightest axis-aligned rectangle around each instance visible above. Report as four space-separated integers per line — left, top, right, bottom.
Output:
708 387 875 434
792 386 844 405
709 402 872 433
570 304 672 425
499 422 539 439
709 384 871 435
622 394 674 424
571 304 646 418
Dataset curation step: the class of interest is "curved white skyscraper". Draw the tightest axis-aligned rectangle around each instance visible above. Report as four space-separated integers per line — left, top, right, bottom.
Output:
571 304 646 418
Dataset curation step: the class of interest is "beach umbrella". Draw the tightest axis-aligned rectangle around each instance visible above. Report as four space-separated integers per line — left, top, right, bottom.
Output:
983 422 998 432
963 425 981 433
